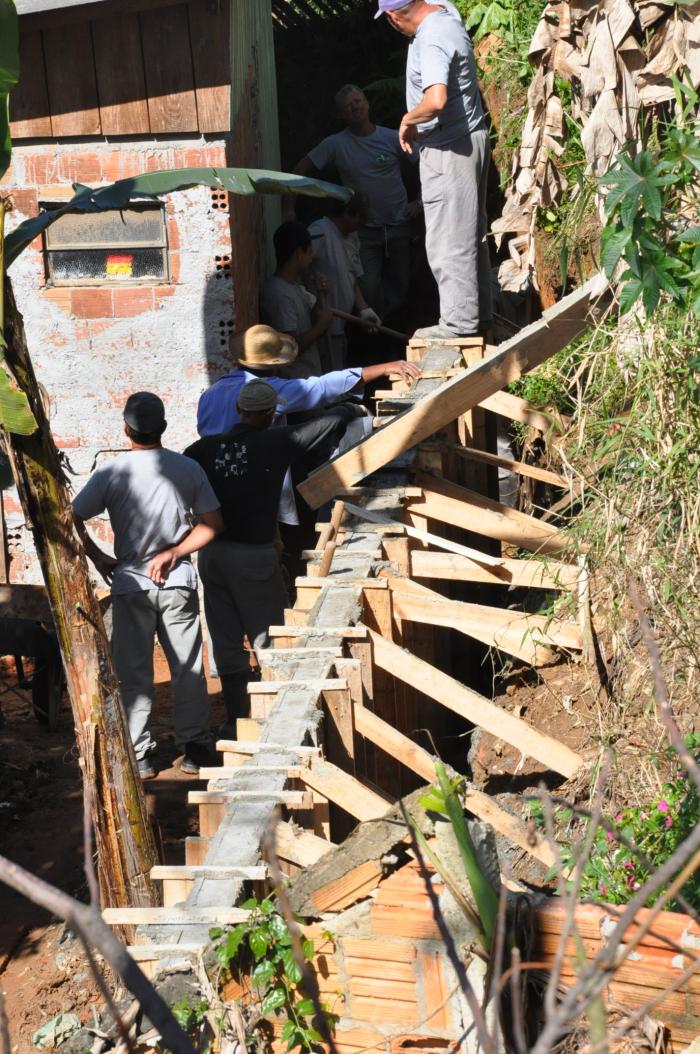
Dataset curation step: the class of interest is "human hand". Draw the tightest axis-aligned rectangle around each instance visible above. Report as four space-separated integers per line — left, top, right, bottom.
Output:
360 307 382 333
318 306 334 333
147 548 179 586
406 199 422 219
384 360 422 383
315 271 329 294
398 117 417 155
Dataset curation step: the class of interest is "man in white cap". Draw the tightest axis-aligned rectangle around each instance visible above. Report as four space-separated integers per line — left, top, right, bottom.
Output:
72 392 224 778
376 0 493 340
169 380 363 735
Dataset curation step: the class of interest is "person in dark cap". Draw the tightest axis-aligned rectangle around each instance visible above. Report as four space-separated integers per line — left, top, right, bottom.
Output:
72 392 224 778
260 221 333 376
171 379 363 737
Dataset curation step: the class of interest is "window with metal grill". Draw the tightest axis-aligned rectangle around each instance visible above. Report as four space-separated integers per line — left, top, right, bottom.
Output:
42 202 169 285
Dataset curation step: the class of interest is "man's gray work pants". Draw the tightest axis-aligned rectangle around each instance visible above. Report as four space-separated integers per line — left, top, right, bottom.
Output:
420 128 493 335
111 587 210 760
198 539 287 678
359 222 412 321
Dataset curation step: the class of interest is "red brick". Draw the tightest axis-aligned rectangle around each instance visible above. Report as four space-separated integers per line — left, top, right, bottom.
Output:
112 288 155 317
101 153 142 183
166 220 180 250
418 951 451 1031
42 288 72 314
59 154 101 185
9 188 38 216
169 252 180 283
155 285 176 304
71 288 113 319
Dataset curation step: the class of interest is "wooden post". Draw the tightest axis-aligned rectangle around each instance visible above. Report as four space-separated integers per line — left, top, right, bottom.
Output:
2 280 159 910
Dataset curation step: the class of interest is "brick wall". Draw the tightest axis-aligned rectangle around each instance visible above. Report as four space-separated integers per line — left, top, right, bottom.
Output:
0 138 241 581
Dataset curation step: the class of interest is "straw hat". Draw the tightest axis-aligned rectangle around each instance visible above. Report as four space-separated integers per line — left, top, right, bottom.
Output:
233 325 298 369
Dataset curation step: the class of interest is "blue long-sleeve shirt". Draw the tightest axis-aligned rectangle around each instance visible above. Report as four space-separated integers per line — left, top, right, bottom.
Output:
196 366 364 436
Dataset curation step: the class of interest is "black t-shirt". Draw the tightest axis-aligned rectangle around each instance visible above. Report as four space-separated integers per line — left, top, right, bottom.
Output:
184 410 353 544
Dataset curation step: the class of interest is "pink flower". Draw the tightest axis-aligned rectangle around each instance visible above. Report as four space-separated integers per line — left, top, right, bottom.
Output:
658 800 670 812
665 816 673 828
599 884 608 895
624 860 635 870
606 831 615 841
615 813 623 822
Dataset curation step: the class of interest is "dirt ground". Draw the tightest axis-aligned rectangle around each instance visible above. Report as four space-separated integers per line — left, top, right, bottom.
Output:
0 647 224 1054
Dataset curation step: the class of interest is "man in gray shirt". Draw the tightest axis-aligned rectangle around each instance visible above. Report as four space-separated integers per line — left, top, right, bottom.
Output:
291 84 419 322
376 0 493 338
73 392 224 778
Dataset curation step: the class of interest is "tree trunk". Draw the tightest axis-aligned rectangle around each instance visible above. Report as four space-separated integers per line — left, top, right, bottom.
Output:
2 277 159 911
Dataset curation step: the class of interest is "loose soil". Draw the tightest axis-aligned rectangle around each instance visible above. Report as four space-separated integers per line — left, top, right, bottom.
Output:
0 648 224 1054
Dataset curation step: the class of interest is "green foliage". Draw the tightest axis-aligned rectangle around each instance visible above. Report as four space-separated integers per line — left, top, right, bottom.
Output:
0 0 19 181
416 762 500 950
210 897 332 1053
541 736 700 911
599 76 700 318
171 996 211 1032
4 167 350 268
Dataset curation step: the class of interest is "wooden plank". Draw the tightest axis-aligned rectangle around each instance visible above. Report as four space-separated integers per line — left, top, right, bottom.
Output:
343 501 503 568
388 576 582 655
103 907 249 926
185 836 209 866
139 4 198 133
214 740 321 756
43 23 100 136
479 390 566 435
298 276 608 508
409 550 578 590
248 679 347 694
10 32 52 138
323 687 355 771
454 445 568 487
200 766 303 781
353 700 555 867
128 943 205 961
367 627 584 779
188 790 307 806
151 865 267 881
187 0 230 132
272 820 336 867
294 577 388 590
267 626 367 639
0 583 51 621
92 13 150 135
408 475 568 555
299 759 393 822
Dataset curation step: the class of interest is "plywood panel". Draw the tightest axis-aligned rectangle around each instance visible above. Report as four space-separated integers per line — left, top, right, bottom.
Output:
188 0 230 132
10 32 52 138
140 4 198 133
92 13 150 135
43 23 101 136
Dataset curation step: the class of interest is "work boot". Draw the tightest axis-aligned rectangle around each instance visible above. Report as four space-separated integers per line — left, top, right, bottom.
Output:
414 323 478 340
137 757 156 780
181 740 216 776
219 673 250 739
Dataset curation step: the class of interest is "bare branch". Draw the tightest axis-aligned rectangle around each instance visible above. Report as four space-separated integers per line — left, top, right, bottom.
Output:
0 853 196 1054
0 988 10 1054
83 782 100 908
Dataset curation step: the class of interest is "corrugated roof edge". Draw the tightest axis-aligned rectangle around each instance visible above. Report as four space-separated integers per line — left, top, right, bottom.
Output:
15 0 110 14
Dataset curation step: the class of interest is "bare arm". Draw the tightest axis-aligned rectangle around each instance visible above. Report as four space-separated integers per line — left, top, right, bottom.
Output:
399 84 448 153
361 360 421 385
146 509 224 587
282 156 321 220
74 516 118 583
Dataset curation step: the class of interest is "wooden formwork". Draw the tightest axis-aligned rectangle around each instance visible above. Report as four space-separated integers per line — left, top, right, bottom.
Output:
99 275 700 1047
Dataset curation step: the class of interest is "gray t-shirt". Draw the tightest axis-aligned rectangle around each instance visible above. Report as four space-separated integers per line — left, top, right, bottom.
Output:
406 0 485 147
308 126 409 228
72 448 220 595
260 275 322 375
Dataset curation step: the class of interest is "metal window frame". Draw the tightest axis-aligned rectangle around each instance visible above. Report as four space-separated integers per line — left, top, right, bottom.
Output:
41 201 170 287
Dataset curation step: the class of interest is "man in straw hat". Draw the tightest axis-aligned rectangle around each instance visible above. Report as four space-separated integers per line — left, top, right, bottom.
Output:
197 323 419 437
157 380 363 736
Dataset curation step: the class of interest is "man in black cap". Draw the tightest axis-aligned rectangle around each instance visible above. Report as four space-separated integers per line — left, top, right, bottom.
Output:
157 380 360 736
72 392 224 778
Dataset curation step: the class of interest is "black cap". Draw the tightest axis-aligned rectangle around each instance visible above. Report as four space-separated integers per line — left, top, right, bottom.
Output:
123 392 166 433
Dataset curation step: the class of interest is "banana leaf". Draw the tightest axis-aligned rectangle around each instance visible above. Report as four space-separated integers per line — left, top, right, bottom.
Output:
0 201 37 434
0 0 19 181
4 167 351 267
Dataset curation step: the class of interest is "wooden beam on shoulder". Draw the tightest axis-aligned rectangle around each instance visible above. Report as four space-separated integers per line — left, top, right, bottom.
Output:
366 626 584 779
297 275 608 508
